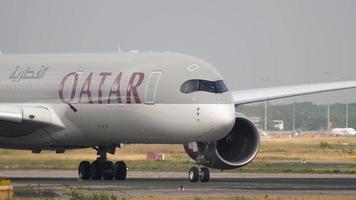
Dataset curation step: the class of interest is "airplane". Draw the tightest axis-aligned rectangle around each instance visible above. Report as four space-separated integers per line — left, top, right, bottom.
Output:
0 52 355 182
332 128 356 137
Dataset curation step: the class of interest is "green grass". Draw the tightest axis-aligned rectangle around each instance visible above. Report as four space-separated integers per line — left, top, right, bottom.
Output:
125 160 194 171
69 190 118 200
0 159 80 169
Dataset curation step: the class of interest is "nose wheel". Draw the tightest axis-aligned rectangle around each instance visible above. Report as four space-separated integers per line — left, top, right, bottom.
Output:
188 166 210 182
78 146 127 181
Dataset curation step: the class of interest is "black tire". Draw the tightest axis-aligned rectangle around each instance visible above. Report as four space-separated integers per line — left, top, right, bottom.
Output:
114 161 127 180
103 161 114 180
199 167 210 182
78 161 91 180
188 166 199 182
91 160 103 180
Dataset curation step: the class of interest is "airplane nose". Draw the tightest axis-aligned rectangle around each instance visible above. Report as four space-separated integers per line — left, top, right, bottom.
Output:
214 104 235 134
193 103 235 142
200 104 235 142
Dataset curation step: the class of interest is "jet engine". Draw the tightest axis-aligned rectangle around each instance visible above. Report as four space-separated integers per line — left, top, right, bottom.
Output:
184 114 260 170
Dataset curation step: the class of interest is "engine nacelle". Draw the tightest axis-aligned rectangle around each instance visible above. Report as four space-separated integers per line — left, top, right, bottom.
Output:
184 114 260 170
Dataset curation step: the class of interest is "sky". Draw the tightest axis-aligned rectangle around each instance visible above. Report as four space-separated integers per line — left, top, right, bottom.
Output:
0 0 355 104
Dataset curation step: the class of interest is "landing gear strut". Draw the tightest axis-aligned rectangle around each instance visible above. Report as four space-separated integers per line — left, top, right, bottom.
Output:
78 146 127 181
188 166 210 182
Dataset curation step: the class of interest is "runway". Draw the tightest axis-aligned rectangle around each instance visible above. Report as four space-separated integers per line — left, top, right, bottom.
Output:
2 170 356 198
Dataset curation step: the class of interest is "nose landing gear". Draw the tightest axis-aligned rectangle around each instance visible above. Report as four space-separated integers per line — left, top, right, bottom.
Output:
188 166 210 182
78 145 127 181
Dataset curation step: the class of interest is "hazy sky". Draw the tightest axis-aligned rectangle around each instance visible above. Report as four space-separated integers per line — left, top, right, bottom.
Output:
0 0 355 104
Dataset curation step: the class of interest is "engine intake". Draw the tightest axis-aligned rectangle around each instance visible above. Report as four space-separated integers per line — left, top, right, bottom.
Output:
184 114 260 170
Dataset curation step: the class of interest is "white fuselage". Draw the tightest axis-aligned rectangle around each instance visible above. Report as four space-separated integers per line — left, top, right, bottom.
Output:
0 53 235 150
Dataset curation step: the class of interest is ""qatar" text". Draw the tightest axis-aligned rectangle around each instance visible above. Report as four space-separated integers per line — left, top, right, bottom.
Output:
59 72 145 104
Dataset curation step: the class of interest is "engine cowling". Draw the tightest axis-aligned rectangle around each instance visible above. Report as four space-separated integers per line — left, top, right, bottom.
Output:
184 114 260 170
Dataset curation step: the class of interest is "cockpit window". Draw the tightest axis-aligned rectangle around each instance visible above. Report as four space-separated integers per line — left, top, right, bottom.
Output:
180 79 228 94
199 80 216 93
215 80 229 93
180 80 199 94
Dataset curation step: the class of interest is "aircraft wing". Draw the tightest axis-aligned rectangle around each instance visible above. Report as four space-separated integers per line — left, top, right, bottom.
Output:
232 81 356 106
